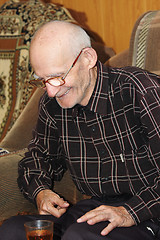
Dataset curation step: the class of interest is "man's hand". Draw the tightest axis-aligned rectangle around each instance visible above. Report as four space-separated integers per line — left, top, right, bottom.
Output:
77 205 135 236
36 189 69 218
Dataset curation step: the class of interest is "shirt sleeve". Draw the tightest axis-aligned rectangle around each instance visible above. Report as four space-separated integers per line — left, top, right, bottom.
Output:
124 85 160 224
17 95 67 203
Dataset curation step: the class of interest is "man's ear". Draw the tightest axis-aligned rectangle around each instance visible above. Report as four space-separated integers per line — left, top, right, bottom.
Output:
83 47 97 69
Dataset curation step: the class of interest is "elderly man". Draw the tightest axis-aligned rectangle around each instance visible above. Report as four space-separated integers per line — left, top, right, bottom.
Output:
0 21 160 240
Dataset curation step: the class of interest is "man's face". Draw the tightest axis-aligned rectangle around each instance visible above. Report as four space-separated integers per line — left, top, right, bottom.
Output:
30 45 96 109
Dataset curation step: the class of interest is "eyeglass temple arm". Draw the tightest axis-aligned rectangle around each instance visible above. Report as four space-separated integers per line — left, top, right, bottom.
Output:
62 49 84 80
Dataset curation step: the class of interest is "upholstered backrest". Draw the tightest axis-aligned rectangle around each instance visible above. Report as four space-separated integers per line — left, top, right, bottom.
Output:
106 10 160 74
0 0 75 142
128 10 160 74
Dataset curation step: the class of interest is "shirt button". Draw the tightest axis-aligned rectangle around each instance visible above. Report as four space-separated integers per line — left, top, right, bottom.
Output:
92 126 96 132
101 177 109 181
78 108 83 117
104 177 108 181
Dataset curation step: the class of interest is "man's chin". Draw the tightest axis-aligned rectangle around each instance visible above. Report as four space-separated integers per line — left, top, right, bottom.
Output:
56 99 76 109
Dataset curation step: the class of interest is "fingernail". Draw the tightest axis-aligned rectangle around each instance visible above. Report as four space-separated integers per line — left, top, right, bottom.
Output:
88 219 93 224
101 230 106 236
77 218 82 223
64 202 69 206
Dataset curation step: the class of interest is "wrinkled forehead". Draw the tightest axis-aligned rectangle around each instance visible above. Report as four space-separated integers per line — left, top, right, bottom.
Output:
30 43 72 70
29 23 76 71
30 40 74 75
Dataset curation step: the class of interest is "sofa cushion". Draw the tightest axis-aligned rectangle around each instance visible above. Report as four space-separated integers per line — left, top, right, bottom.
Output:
0 88 44 152
0 149 37 221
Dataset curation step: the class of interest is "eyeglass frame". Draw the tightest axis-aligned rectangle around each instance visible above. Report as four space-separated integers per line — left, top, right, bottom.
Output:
29 48 85 88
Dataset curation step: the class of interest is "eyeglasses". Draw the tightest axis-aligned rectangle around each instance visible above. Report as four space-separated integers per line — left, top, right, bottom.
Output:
29 48 84 88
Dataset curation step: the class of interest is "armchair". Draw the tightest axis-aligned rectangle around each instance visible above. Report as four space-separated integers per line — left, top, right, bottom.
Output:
1 5 160 223
106 10 160 75
1 6 160 223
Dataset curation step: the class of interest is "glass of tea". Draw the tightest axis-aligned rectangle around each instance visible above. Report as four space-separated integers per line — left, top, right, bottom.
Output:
24 220 53 240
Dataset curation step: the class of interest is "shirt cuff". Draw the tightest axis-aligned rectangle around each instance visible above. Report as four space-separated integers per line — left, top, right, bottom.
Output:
123 195 153 224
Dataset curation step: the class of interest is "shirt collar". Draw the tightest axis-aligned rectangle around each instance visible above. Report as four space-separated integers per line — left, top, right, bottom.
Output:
85 61 110 116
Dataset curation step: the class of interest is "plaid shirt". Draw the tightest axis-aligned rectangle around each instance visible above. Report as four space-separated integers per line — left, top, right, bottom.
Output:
18 61 160 224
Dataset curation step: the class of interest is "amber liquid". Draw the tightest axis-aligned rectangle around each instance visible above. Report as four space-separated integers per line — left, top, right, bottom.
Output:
27 230 53 240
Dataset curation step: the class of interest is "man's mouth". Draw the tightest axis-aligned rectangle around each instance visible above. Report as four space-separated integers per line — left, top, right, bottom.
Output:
56 88 71 98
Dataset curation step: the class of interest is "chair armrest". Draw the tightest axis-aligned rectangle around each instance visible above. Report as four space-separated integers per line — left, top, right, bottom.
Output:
105 49 129 68
0 89 44 152
0 149 37 221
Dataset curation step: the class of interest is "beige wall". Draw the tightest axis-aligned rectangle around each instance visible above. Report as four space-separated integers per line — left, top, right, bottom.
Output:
1 0 160 53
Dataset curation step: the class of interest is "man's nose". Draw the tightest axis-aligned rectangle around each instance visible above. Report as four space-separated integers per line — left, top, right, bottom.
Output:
45 83 60 97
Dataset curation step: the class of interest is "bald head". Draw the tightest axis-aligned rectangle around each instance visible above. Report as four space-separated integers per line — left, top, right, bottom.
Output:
30 21 91 60
29 21 98 109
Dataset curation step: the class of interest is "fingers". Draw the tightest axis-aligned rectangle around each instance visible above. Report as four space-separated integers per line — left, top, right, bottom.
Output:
36 189 69 217
77 205 106 224
77 205 135 236
101 222 117 236
39 201 68 217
